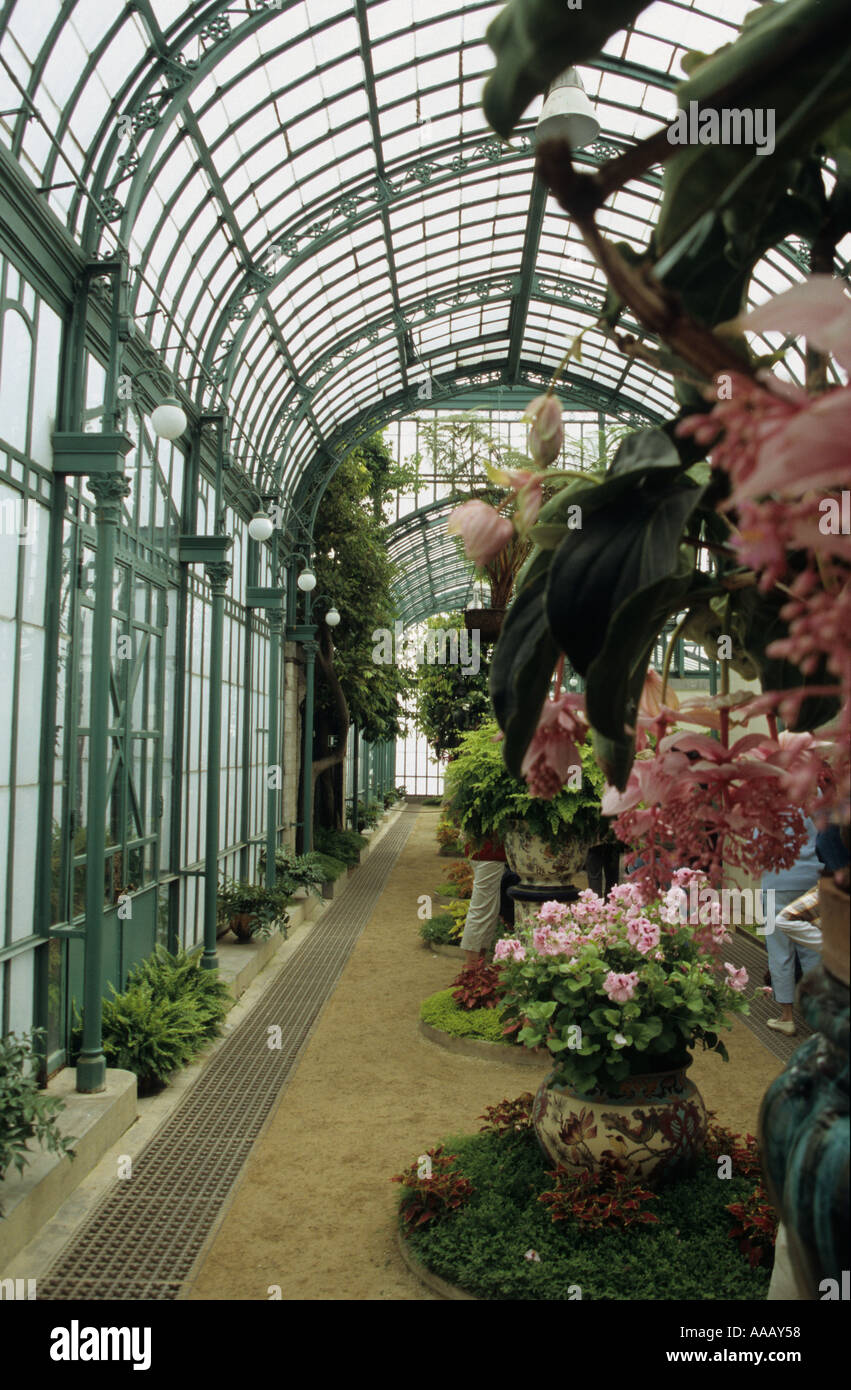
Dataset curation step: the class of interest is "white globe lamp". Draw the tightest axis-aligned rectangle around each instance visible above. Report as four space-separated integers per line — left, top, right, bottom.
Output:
297 568 316 592
325 607 341 627
150 396 188 441
248 512 275 542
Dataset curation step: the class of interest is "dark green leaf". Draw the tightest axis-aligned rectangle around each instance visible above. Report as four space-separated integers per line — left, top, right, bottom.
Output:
489 571 559 778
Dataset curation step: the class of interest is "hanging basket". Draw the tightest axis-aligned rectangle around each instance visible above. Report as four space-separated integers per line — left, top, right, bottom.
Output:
463 607 505 642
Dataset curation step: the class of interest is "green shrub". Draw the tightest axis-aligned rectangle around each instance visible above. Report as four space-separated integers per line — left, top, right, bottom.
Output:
399 1128 772 1300
126 946 230 1042
419 912 462 946
311 851 349 882
420 989 511 1045
258 847 327 898
100 985 204 1094
0 1031 76 1211
315 826 368 865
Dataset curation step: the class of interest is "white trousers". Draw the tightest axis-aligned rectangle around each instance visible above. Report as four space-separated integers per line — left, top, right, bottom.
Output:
460 860 504 952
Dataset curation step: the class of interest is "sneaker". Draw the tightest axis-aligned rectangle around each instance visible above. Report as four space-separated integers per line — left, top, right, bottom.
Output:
766 1017 796 1036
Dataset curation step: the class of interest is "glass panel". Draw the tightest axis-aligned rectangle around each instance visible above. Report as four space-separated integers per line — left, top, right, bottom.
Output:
0 308 32 453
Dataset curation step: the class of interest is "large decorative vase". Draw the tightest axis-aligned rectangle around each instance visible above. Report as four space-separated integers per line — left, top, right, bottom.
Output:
532 1055 707 1184
758 877 849 1299
502 820 594 930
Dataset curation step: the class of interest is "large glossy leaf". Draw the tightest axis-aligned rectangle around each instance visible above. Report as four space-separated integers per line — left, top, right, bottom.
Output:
482 0 651 138
489 570 560 778
609 429 681 477
657 0 851 254
545 482 705 676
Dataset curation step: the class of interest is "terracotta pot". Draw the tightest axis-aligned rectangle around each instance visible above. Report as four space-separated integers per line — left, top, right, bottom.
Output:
229 912 255 941
463 607 505 642
532 1057 707 1185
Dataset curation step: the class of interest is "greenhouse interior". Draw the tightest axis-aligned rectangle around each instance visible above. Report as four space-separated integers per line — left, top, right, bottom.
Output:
0 0 848 1332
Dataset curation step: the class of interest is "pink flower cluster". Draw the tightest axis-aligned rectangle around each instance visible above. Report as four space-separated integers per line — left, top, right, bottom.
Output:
675 277 851 825
493 938 526 963
602 971 639 1003
520 692 589 800
602 724 816 901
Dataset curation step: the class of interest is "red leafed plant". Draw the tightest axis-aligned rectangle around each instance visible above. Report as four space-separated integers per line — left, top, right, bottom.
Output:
539 1159 660 1230
392 1146 474 1232
440 860 475 899
704 1117 763 1180
451 960 505 1011
725 1187 779 1267
478 1092 535 1136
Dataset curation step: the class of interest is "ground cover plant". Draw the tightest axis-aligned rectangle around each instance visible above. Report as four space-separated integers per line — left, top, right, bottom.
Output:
418 911 464 946
394 1097 774 1300
315 826 368 866
419 989 510 1045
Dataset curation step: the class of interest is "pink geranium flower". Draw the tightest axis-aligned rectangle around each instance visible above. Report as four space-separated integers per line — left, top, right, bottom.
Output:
602 971 639 1003
520 691 589 800
447 499 514 565
724 963 749 993
493 938 526 962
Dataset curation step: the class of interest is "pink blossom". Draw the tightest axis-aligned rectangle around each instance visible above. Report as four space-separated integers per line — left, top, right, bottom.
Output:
740 275 851 375
537 900 572 926
488 463 545 530
759 985 774 997
447 500 514 565
524 394 564 466
638 668 679 719
627 916 661 955
520 691 589 800
602 971 639 1003
723 963 749 993
493 938 526 962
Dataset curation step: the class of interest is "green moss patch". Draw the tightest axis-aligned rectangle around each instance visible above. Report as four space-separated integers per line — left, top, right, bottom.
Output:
401 1129 772 1301
420 989 513 1046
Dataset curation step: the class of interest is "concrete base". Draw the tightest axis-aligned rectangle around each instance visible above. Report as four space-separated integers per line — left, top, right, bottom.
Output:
419 1018 546 1066
0 1068 137 1270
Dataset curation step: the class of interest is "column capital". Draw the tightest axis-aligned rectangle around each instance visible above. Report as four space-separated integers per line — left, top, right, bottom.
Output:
267 608 285 634
85 472 130 522
302 638 319 658
204 560 233 595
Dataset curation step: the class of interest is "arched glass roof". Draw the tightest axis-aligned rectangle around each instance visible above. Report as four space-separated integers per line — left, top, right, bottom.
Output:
0 0 840 528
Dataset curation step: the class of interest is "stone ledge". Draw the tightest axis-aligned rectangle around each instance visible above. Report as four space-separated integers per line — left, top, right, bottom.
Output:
0 1068 137 1271
216 892 325 1001
395 1226 477 1301
418 1018 547 1067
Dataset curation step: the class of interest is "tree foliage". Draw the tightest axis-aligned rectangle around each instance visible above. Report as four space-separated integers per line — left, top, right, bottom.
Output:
414 612 492 759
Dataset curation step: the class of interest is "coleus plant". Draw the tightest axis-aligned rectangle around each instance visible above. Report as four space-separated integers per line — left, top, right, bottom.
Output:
459 0 851 894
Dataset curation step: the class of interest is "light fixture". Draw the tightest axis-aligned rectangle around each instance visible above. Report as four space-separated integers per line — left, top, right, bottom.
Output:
325 607 341 627
248 511 275 542
297 568 316 592
150 395 188 441
536 68 600 150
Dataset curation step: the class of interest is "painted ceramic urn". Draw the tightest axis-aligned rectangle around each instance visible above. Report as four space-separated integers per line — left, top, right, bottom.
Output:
532 1055 707 1184
502 820 594 930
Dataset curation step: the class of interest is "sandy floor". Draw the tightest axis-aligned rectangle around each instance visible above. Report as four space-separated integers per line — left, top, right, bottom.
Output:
186 809 783 1301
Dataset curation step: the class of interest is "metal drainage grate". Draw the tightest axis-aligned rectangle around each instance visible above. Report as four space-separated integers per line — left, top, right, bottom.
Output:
37 809 416 1301
724 929 812 1064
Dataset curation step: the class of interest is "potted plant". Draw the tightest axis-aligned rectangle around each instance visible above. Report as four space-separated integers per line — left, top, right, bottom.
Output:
463 531 531 642
493 871 751 1183
442 720 605 920
216 880 290 942
257 848 326 901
